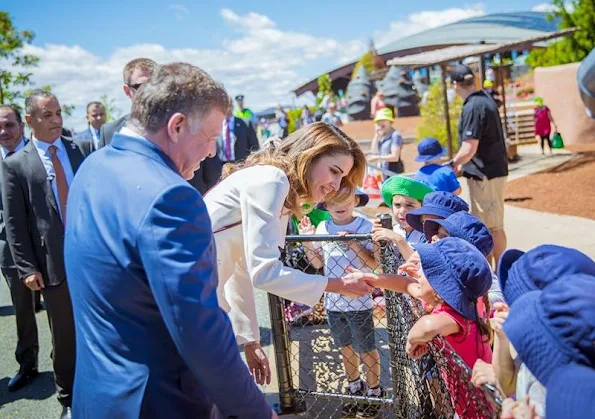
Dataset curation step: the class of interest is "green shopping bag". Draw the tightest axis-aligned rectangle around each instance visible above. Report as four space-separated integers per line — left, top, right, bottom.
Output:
552 132 564 149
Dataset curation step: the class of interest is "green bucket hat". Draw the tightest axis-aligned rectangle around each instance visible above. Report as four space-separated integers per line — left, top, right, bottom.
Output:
381 175 434 206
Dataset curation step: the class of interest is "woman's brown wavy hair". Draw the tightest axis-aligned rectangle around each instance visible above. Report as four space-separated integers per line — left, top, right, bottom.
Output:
222 122 366 218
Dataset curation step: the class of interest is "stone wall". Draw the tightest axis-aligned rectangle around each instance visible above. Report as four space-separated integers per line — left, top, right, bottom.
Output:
534 62 595 145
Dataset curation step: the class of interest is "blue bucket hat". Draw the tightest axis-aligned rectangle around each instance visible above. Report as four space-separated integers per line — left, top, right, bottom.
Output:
423 212 494 257
503 274 595 385
406 191 469 232
546 364 595 419
415 237 492 321
415 138 447 163
498 245 595 305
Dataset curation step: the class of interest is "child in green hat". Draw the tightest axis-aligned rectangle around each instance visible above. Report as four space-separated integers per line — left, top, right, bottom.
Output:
372 175 434 260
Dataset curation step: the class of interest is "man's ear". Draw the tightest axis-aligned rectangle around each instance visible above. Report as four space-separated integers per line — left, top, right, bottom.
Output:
167 113 186 142
24 114 32 126
123 84 132 99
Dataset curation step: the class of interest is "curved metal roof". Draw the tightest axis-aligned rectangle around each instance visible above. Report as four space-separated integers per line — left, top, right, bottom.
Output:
294 12 559 96
377 12 559 55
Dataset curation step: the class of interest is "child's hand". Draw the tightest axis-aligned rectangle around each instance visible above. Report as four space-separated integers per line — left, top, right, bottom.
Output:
344 266 379 287
491 302 509 337
372 225 400 244
471 359 498 389
406 340 428 360
500 396 539 419
298 216 315 235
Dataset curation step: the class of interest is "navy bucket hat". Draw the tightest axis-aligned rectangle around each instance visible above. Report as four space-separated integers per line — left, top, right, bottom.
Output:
415 237 491 321
503 274 595 385
497 244 595 305
546 364 595 419
423 212 494 257
406 191 469 232
415 138 447 163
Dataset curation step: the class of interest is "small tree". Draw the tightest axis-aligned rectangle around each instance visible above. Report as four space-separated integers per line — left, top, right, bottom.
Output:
526 0 595 67
316 74 334 107
100 93 121 122
416 81 463 151
0 12 39 105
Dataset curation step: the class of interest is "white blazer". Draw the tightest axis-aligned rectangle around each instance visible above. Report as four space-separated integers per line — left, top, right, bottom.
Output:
205 165 329 344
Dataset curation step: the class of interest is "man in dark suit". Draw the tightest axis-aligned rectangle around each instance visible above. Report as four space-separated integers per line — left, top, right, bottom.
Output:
97 58 157 148
216 105 259 164
0 105 40 392
187 155 223 195
2 91 92 419
74 101 106 150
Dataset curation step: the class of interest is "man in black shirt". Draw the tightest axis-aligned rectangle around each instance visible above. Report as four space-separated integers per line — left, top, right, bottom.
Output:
449 64 508 266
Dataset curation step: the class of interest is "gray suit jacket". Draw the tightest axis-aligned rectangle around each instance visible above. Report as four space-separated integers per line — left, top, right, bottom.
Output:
1 137 93 285
0 139 29 270
98 114 128 149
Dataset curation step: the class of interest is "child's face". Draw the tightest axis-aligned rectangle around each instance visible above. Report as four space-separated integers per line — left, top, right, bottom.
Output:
325 196 357 223
391 195 422 229
416 265 437 303
430 226 450 244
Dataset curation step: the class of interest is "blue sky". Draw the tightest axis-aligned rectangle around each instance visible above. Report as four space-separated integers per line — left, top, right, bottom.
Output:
7 0 555 130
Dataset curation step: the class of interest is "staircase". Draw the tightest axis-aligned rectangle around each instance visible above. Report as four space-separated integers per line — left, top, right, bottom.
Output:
503 100 536 145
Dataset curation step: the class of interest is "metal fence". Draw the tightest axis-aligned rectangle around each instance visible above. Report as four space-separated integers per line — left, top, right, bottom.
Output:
269 218 503 418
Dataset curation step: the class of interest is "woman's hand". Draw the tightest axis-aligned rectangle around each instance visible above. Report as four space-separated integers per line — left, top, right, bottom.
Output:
491 302 509 338
244 342 271 385
344 266 379 287
298 216 315 235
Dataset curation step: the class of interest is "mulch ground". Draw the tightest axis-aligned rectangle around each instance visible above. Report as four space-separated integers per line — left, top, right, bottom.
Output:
505 143 595 220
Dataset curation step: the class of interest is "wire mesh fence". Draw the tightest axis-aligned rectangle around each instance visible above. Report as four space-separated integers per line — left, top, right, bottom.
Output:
270 220 502 418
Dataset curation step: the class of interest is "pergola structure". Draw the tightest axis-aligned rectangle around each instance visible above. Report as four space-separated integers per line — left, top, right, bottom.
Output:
385 28 578 157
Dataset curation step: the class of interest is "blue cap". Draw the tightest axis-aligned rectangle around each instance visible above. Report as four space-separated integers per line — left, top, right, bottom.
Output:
498 245 595 305
415 237 492 321
503 274 595 385
423 212 494 257
546 364 595 419
406 191 469 232
415 138 447 163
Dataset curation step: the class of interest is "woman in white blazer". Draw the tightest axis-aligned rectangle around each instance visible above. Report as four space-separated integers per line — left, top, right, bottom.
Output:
205 122 371 384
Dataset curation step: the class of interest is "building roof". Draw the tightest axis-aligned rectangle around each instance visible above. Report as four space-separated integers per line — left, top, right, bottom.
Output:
293 11 559 96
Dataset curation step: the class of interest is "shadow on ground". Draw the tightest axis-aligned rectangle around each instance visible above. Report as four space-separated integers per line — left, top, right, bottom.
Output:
0 371 56 408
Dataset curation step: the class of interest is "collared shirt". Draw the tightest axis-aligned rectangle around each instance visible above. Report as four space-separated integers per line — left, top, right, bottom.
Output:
32 136 75 221
90 127 101 149
0 138 26 159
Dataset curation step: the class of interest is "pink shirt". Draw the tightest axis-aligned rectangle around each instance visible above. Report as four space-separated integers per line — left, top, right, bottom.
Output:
534 106 552 136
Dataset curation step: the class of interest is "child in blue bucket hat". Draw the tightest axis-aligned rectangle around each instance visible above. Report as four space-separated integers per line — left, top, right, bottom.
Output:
415 138 461 194
497 244 595 306
503 274 595 386
422 211 504 307
405 191 469 234
351 237 493 418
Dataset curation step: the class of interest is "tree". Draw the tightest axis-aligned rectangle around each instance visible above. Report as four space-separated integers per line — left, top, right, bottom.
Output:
351 51 375 80
416 81 463 150
100 94 121 122
316 73 334 107
526 0 595 68
0 12 39 104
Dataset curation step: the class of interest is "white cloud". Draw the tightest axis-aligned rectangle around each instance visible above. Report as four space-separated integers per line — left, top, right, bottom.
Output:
532 2 574 12
20 8 363 131
373 4 486 47
168 4 189 22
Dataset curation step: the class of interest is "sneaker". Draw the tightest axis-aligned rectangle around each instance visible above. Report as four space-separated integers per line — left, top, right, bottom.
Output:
342 381 366 418
358 386 386 418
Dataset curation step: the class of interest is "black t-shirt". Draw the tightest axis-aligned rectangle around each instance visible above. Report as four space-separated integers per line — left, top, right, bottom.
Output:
458 90 509 180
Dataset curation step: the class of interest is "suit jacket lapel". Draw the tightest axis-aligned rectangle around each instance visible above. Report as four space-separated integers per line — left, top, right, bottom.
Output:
62 137 85 173
24 141 60 217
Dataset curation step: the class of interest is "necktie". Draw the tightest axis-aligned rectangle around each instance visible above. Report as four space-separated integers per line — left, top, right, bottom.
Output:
48 145 69 222
6 151 14 157
224 119 232 161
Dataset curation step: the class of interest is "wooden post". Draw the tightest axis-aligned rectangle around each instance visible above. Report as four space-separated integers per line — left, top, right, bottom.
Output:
499 66 509 140
478 56 486 88
440 65 454 158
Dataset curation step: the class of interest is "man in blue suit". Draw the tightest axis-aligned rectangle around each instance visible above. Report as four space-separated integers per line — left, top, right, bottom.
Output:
64 63 275 418
74 101 106 150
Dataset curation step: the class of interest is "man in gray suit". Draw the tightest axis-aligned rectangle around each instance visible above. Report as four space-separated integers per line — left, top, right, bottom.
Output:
97 58 157 148
74 101 106 150
2 91 92 419
0 105 40 392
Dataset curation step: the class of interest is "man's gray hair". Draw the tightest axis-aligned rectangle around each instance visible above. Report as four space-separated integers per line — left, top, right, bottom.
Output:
130 63 231 134
25 90 58 115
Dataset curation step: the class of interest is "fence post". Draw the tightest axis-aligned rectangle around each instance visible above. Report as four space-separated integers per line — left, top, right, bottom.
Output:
268 292 297 414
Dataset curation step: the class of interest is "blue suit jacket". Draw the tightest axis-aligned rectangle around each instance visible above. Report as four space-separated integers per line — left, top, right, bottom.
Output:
64 132 270 418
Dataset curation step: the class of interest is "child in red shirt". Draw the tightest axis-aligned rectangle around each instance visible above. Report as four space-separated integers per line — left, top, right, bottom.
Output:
533 97 557 155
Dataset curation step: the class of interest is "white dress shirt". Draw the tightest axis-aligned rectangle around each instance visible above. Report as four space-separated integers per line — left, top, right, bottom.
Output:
32 136 75 221
90 127 101 150
205 165 329 344
0 138 26 159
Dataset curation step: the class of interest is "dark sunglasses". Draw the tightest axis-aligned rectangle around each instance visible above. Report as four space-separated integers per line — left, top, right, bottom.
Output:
128 83 143 90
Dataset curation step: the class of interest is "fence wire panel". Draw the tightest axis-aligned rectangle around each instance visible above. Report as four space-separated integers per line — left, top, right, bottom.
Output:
274 234 501 419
